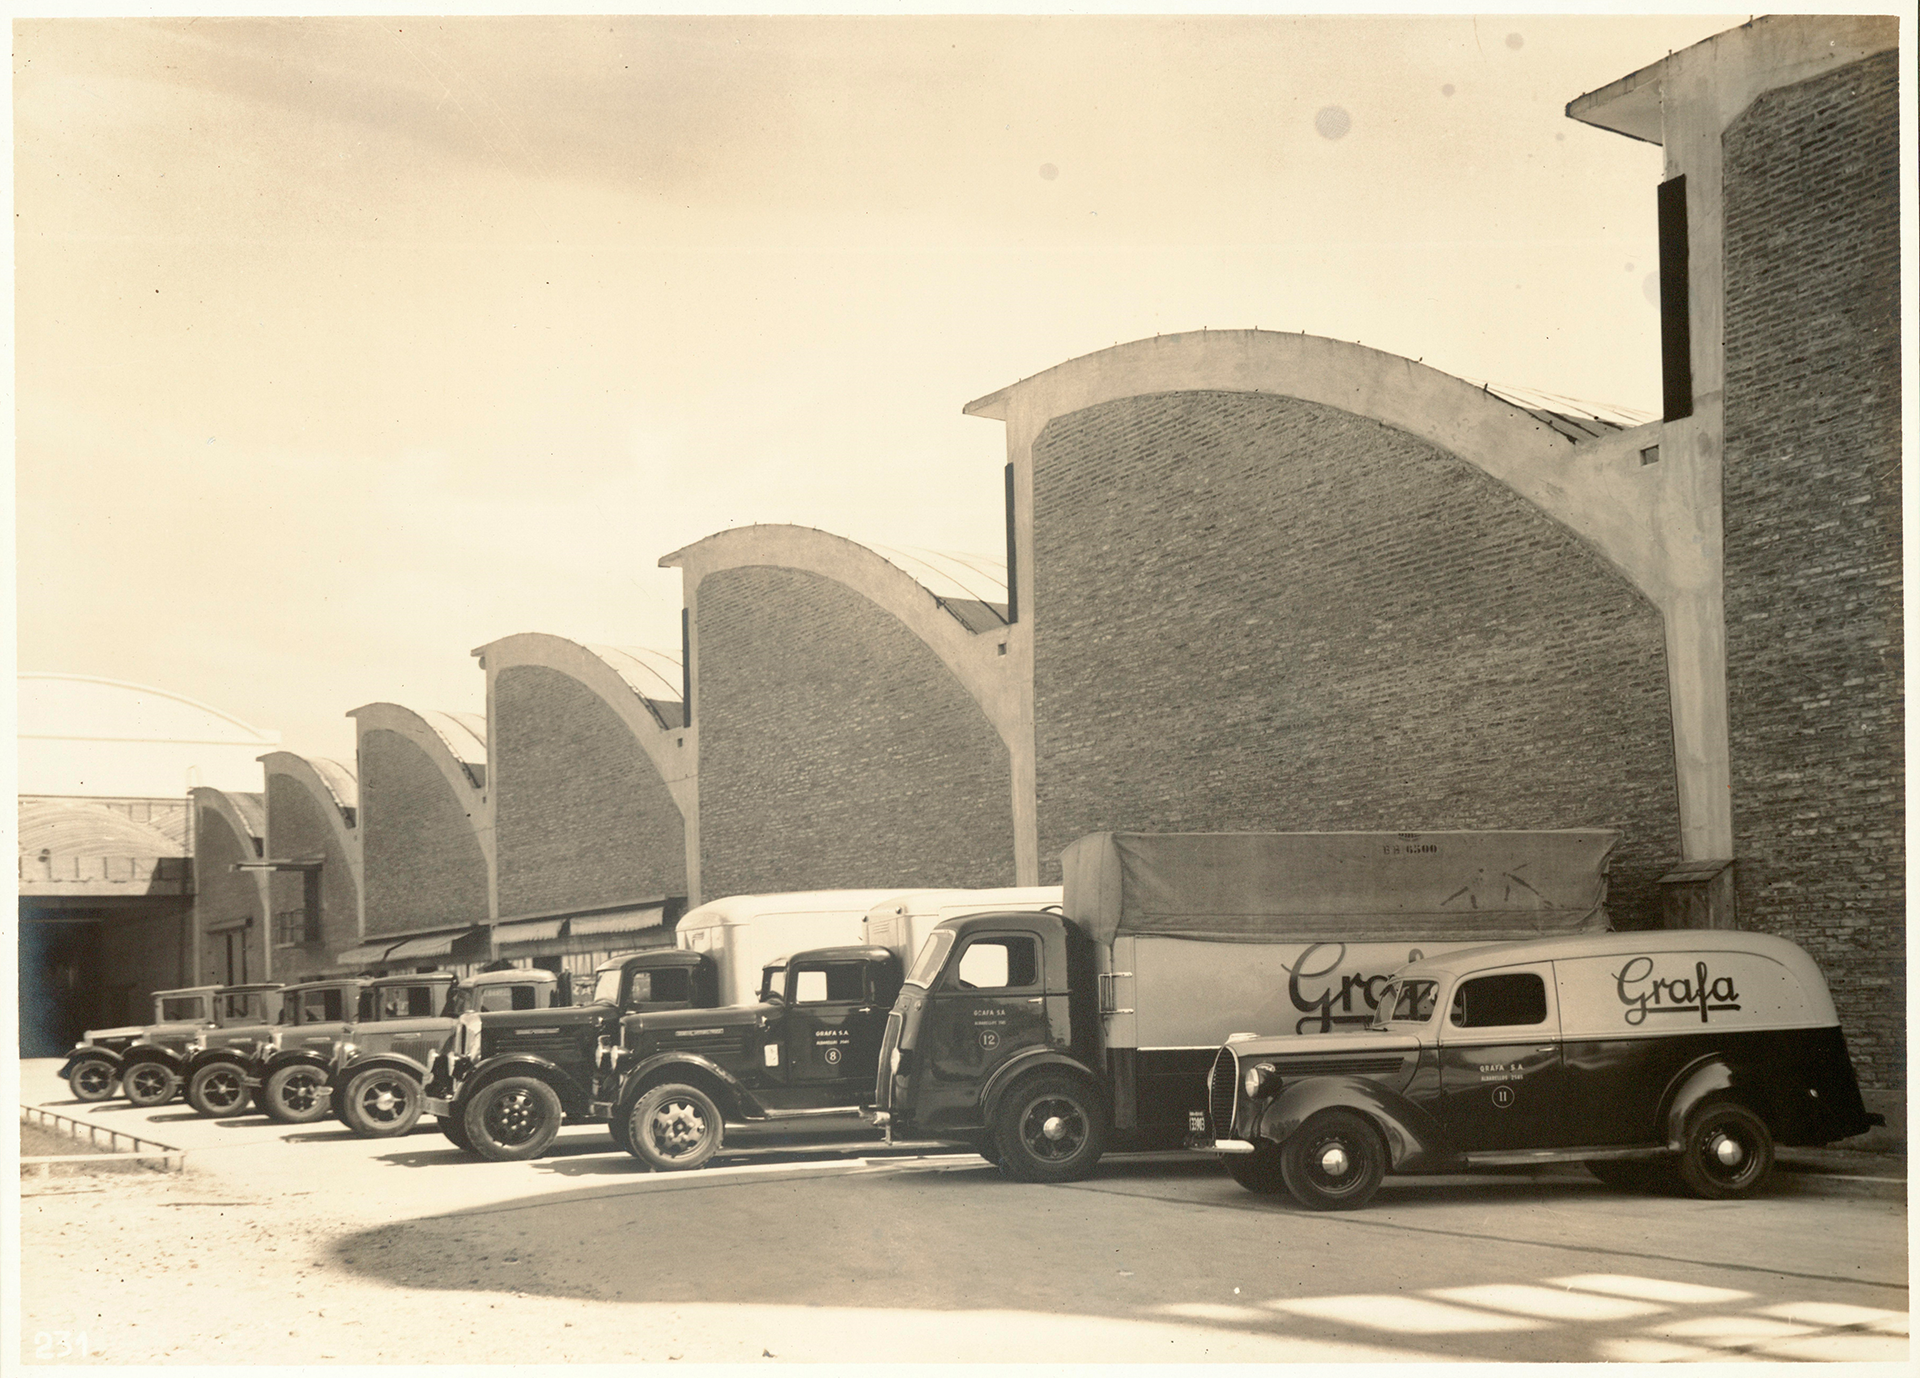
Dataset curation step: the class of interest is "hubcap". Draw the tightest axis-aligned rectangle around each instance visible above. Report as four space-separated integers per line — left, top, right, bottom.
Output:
282 1074 320 1110
486 1089 545 1145
363 1081 405 1121
1710 1131 1746 1168
1020 1097 1087 1161
131 1068 168 1098
75 1065 112 1096
204 1071 242 1107
648 1099 708 1157
1318 1144 1351 1177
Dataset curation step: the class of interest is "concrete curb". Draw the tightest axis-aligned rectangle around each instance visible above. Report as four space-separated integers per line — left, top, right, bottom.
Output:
20 1105 186 1174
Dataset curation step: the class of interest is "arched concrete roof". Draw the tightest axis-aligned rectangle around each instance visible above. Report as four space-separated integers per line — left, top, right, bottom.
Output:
660 525 1023 750
965 329 1691 603
191 787 265 857
19 673 279 744
349 702 489 797
473 633 692 798
18 798 185 858
260 752 361 880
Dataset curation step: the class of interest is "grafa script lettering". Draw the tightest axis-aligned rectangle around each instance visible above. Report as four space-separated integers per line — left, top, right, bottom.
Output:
1615 956 1741 1025
1287 943 1394 1034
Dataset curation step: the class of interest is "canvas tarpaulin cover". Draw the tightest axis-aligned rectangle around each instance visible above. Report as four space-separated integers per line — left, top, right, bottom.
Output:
1060 830 1620 947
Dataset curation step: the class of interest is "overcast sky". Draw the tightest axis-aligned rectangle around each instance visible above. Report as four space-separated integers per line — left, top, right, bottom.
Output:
15 12 1750 768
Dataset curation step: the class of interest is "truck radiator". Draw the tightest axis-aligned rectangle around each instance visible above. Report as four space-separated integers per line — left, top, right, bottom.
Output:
1207 1047 1236 1138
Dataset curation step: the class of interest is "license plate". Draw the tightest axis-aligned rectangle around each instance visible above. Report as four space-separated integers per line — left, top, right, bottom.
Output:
423 1097 451 1117
1188 1110 1207 1132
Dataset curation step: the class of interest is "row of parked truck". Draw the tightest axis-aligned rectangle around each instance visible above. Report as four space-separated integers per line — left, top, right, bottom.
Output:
59 830 1882 1211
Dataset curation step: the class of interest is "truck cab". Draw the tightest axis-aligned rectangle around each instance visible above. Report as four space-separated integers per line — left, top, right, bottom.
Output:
84 985 284 1108
875 910 1107 1180
253 973 456 1125
88 982 282 1113
423 948 720 1161
599 944 904 1171
181 978 369 1118
328 967 565 1138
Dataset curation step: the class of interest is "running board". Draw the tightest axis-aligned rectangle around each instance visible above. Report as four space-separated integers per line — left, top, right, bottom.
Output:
755 1104 869 1121
1461 1146 1667 1168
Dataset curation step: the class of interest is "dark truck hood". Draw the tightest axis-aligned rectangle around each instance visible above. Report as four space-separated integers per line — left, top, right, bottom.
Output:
622 1002 768 1038
479 1002 614 1033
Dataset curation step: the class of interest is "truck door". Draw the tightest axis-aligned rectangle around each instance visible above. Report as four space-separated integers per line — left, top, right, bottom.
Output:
921 931 1050 1092
1435 964 1569 1152
778 958 890 1108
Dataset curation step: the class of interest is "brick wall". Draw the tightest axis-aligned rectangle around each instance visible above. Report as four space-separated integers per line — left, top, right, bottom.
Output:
265 771 361 981
1031 391 1680 925
493 665 687 919
1721 51 1902 1094
359 729 490 937
193 803 265 983
696 566 1015 898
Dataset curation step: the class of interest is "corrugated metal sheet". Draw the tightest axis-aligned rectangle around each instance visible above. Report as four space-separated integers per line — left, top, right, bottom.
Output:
570 905 666 938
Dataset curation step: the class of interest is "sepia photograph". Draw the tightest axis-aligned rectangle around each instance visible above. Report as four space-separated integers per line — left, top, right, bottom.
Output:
9 7 1909 1366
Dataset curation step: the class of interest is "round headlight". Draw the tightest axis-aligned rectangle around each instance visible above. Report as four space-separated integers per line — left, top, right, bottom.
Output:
1243 1062 1279 1099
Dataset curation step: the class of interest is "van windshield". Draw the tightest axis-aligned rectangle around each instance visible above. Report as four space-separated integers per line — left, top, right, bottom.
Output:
1370 979 1439 1028
906 931 957 988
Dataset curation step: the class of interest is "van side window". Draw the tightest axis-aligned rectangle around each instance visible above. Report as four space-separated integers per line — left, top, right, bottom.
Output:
1450 972 1547 1028
631 967 690 1006
954 936 1039 991
792 964 865 1004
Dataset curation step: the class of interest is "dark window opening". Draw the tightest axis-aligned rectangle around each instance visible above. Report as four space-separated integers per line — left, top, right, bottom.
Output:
1657 175 1693 422
1450 972 1548 1028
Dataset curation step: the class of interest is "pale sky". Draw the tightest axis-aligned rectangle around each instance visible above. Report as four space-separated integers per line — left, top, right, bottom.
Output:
15 11 1749 767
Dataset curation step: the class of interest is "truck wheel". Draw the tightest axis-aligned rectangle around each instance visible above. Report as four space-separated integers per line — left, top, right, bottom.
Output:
263 1064 332 1125
1676 1101 1773 1199
67 1056 118 1103
186 1062 249 1116
1223 1144 1288 1195
341 1068 423 1138
463 1076 563 1161
123 1062 179 1108
437 1114 474 1153
609 1109 635 1156
629 1083 723 1171
1280 1109 1386 1211
993 1073 1108 1183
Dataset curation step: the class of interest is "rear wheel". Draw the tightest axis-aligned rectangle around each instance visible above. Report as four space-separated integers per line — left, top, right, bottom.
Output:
123 1062 179 1108
993 1073 1109 1183
67 1056 118 1103
463 1076 563 1161
341 1068 423 1138
1223 1143 1288 1195
186 1061 249 1116
1280 1109 1386 1211
1676 1101 1774 1199
628 1083 723 1171
263 1064 332 1124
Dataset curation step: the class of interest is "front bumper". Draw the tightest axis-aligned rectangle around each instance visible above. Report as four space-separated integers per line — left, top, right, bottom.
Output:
1189 1136 1256 1155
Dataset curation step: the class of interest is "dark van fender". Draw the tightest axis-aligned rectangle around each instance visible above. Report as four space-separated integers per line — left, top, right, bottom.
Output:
460 1051 593 1114
60 1045 127 1078
1256 1076 1449 1171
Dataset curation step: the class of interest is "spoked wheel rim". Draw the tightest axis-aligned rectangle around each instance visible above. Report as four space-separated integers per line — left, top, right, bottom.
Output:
483 1087 550 1147
644 1096 712 1161
72 1062 116 1099
1017 1095 1091 1164
357 1076 411 1126
277 1071 324 1114
127 1065 173 1103
198 1067 247 1111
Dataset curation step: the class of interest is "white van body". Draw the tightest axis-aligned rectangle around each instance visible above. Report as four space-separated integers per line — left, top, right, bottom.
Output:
677 890 913 1006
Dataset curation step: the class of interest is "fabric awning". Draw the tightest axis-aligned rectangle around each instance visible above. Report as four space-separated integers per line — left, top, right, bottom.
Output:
384 927 483 960
204 915 253 933
336 942 392 965
495 917 566 951
569 905 666 939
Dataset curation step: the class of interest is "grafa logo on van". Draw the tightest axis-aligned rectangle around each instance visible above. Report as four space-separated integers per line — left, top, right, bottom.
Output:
1287 944 1393 1035
1615 956 1741 1025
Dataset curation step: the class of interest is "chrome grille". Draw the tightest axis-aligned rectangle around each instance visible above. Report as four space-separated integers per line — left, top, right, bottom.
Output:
1207 1046 1237 1137
876 1012 903 1109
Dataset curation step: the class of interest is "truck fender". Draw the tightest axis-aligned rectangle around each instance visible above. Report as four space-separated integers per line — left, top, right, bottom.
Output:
120 1045 188 1074
1661 1056 1771 1148
1256 1077 1444 1172
337 1052 432 1084
183 1047 255 1079
261 1049 332 1080
461 1053 591 1112
978 1049 1106 1129
61 1045 127 1076
615 1052 759 1123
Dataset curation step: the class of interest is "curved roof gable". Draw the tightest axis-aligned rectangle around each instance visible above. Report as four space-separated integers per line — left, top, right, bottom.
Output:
19 673 278 745
18 799 187 858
